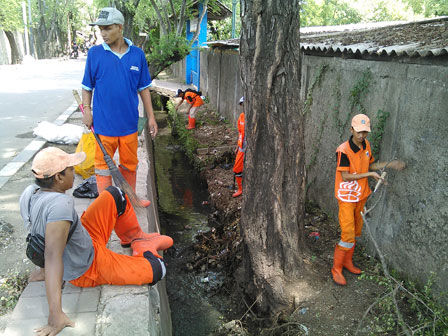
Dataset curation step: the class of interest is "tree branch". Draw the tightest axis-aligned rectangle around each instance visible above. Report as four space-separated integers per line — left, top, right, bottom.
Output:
355 291 392 335
358 174 440 336
168 0 177 26
149 0 168 36
189 0 209 46
176 0 187 36
392 283 412 336
161 0 172 33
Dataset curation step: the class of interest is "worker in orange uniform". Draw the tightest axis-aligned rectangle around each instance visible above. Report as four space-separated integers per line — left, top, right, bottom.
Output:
175 89 204 129
20 147 173 335
332 114 406 285
232 97 245 198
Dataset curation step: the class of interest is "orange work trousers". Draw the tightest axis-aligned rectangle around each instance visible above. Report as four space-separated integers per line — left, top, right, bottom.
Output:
95 132 139 176
70 190 155 287
337 198 367 251
233 150 244 175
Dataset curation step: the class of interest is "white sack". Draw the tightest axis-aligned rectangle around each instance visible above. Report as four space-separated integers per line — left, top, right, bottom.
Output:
33 121 83 145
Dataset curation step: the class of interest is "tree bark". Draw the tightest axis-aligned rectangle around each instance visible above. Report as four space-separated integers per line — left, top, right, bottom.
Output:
115 0 141 41
239 0 307 314
4 31 21 64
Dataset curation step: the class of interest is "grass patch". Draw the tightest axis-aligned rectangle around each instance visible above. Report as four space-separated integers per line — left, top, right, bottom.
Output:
358 271 448 335
0 270 29 315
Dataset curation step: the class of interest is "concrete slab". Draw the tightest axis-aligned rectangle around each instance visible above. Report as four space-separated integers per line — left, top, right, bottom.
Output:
20 281 46 298
96 292 150 336
11 289 99 321
4 312 97 336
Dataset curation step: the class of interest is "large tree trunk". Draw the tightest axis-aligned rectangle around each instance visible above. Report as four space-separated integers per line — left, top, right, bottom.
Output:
4 31 21 64
239 0 308 314
115 0 141 42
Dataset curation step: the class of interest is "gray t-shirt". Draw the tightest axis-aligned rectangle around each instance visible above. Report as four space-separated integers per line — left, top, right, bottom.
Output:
20 185 94 281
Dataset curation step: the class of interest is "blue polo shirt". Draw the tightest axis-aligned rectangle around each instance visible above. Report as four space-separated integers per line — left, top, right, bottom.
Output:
82 38 151 136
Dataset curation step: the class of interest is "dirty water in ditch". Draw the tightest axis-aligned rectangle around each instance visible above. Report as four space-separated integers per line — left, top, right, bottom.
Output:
153 110 231 336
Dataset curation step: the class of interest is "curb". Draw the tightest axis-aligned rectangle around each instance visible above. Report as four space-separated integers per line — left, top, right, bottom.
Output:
0 101 78 191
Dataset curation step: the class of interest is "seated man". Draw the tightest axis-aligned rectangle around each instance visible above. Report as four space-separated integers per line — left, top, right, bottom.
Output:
20 147 173 335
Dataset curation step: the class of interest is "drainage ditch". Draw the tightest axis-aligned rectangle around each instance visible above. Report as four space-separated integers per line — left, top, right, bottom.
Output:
153 109 232 335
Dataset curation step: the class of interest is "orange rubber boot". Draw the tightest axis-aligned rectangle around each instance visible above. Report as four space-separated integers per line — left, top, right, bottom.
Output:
187 117 196 130
118 166 151 208
115 195 160 247
232 176 243 198
331 245 347 285
343 244 362 274
131 235 174 258
96 175 112 195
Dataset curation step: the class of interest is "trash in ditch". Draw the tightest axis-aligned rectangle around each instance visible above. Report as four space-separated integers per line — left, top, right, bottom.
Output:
309 232 320 240
299 307 309 315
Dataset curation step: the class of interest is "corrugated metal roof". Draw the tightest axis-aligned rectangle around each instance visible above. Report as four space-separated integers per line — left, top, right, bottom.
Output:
205 38 239 48
206 17 448 58
300 17 448 58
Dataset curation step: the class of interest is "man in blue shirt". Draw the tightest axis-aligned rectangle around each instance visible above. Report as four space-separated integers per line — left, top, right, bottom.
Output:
81 7 157 207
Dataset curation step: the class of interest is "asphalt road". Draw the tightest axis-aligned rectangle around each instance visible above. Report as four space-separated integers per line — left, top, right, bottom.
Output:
0 57 86 170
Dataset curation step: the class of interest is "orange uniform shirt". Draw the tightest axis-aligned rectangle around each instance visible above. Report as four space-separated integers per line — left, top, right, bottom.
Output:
184 92 203 107
237 113 245 151
334 138 374 202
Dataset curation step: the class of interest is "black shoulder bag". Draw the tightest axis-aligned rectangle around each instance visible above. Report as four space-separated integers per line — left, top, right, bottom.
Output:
26 222 77 268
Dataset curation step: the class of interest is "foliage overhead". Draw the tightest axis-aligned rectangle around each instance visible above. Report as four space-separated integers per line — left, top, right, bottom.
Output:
0 0 24 31
300 0 446 27
92 0 228 77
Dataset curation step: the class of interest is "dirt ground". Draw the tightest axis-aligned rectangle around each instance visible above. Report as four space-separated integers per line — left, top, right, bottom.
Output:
181 106 403 336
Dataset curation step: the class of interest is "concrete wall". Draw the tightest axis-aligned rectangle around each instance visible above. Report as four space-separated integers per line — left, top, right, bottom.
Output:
178 48 448 299
196 49 242 121
170 58 186 85
144 115 172 336
301 55 448 297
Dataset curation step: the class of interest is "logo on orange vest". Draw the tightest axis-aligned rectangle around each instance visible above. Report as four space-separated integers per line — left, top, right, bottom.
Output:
366 151 369 157
338 180 362 202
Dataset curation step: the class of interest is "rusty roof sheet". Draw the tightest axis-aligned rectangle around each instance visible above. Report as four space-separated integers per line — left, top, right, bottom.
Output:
206 17 448 58
300 17 448 57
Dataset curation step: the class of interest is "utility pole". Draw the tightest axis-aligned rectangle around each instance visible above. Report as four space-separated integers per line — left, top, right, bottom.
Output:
231 0 237 38
22 2 30 56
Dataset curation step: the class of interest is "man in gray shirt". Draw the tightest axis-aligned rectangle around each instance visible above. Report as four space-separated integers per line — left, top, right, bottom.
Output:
20 147 173 335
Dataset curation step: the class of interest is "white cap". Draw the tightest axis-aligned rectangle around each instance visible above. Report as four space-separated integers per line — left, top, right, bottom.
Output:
90 8 124 26
239 96 244 104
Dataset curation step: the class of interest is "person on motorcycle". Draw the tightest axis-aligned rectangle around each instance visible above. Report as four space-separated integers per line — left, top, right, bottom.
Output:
71 42 79 59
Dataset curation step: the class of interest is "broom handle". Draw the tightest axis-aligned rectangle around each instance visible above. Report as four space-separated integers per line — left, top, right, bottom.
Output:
72 90 147 210
72 90 94 131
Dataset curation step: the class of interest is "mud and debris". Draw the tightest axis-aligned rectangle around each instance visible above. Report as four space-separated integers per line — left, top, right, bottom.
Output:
171 104 415 335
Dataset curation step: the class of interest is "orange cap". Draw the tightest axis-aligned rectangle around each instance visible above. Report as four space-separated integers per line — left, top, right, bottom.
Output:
32 147 86 178
351 114 371 132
